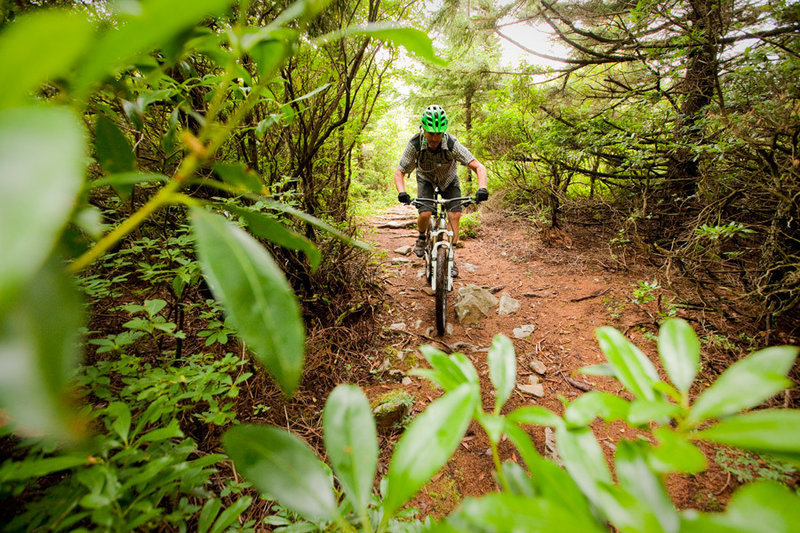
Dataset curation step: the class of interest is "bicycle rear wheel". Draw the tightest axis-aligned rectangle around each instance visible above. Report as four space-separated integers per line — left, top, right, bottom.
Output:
435 245 449 336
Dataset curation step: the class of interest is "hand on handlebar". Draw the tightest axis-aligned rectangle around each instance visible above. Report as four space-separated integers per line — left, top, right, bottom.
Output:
476 188 489 203
398 192 411 204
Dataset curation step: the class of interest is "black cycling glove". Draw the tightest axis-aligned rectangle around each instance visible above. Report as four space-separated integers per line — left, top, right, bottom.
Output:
476 188 489 203
398 192 411 204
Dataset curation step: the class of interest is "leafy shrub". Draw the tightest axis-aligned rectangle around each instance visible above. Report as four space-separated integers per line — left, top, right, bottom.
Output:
458 211 481 239
222 320 800 532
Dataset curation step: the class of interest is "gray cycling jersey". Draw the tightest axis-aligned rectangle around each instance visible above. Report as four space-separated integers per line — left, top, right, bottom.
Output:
397 133 476 190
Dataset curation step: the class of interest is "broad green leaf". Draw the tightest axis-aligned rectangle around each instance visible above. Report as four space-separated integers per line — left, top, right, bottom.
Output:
106 401 131 443
578 362 616 377
507 405 564 428
383 384 478 520
0 106 85 312
210 496 253 533
198 498 222 533
95 115 136 175
594 484 665 533
223 424 339 523
687 346 798 427
616 440 679 533
695 409 800 455
225 205 322 271
504 422 594 520
213 162 264 194
477 412 505 444
73 0 235 97
488 334 516 412
339 23 446 66
444 493 604 533
564 391 630 427
596 327 661 401
449 352 480 385
137 419 183 443
262 199 368 250
648 427 706 474
86 172 168 191
323 385 377 515
1 455 86 482
0 10 94 108
556 426 612 506
0 258 85 440
501 461 536 498
658 318 700 395
417 346 471 391
249 32 294 78
627 399 684 425
680 481 799 533
191 208 305 396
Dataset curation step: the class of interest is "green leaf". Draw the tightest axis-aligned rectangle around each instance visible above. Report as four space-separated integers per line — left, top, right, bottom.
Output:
106 401 131 443
382 384 478 520
556 426 612 506
596 327 661 401
417 346 472 391
262 199 368 250
687 346 798 427
444 493 605 533
210 496 253 533
86 172 168 191
695 409 800 455
191 208 305 396
73 0 235 97
137 419 183 443
198 498 222 533
323 385 377 515
0 258 85 440
213 163 264 194
226 205 321 271
1 455 87 481
507 406 564 428
223 424 339 523
94 115 136 177
648 427 706 474
680 481 799 533
504 422 595 520
488 334 516 412
564 391 629 427
578 362 616 377
0 106 85 312
616 440 679 533
658 318 700 395
0 10 94 108
627 399 684 425
344 23 446 66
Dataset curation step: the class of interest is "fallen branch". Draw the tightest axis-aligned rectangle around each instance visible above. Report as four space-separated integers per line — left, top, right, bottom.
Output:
569 288 610 302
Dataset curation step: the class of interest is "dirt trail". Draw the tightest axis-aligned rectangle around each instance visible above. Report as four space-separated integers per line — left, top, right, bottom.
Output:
362 202 729 517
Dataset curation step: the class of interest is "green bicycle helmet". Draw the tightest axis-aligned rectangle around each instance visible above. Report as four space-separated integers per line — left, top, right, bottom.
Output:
421 104 448 133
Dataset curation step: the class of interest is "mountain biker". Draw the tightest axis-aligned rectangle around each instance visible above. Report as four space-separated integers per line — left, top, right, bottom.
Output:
393 104 489 278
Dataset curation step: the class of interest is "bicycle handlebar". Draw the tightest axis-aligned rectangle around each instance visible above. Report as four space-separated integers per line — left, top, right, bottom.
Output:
410 196 479 208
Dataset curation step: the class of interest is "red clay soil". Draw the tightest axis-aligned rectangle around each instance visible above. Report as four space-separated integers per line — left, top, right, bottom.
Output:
362 200 737 519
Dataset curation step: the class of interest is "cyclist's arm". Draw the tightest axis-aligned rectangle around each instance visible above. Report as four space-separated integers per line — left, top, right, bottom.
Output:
467 158 488 190
393 168 408 194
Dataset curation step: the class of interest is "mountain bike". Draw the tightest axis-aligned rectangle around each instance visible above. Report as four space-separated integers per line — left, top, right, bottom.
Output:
411 192 477 336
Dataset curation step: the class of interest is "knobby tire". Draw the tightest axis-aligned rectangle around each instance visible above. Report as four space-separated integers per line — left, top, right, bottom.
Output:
435 245 449 336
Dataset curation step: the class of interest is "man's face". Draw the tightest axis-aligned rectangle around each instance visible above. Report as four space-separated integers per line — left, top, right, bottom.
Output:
423 130 443 149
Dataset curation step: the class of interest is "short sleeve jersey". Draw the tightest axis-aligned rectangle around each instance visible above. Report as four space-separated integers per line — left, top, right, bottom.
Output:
397 133 476 190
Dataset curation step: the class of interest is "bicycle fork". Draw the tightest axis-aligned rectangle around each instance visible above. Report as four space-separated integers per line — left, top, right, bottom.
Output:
430 236 454 292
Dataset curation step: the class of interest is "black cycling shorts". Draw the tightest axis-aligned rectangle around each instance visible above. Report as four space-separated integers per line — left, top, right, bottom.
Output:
416 179 463 213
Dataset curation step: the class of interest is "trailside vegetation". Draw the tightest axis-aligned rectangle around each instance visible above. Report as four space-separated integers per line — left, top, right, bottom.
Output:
1 0 799 531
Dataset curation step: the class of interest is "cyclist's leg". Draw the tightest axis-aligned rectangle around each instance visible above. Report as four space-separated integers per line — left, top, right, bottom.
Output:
415 180 435 256
441 180 463 246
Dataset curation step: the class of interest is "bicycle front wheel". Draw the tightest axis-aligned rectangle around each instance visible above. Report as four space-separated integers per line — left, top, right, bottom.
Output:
435 245 449 336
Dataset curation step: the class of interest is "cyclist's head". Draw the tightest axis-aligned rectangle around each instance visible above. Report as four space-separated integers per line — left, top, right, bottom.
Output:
421 105 448 133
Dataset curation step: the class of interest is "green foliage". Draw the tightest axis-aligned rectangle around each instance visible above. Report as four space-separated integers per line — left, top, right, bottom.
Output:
458 211 481 239
223 322 800 532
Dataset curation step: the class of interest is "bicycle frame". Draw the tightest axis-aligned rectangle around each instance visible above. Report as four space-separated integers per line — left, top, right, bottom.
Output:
413 196 471 288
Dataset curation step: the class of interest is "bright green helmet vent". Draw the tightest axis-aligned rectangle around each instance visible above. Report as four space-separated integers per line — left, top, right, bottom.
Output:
421 104 448 133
